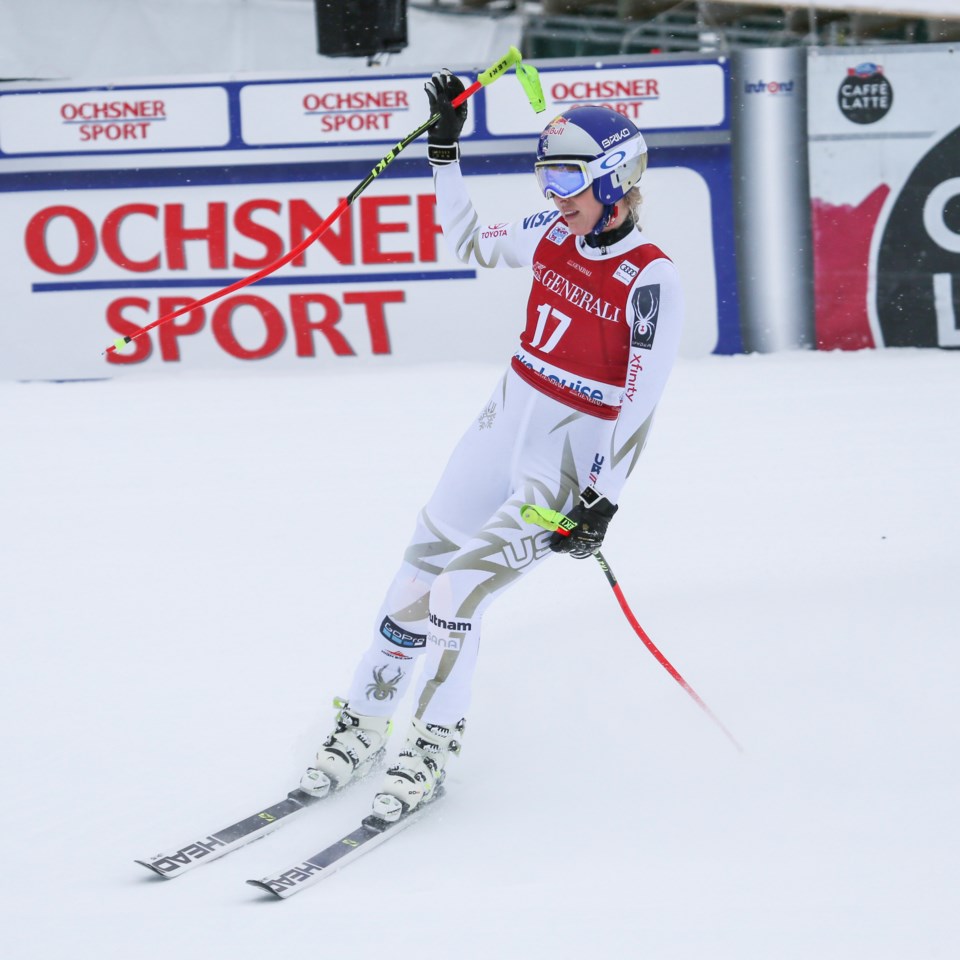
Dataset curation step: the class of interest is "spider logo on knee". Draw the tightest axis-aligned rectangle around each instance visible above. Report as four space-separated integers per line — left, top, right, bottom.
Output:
366 665 404 701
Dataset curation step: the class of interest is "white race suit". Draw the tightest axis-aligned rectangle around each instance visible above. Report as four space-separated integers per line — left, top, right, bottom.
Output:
342 162 684 729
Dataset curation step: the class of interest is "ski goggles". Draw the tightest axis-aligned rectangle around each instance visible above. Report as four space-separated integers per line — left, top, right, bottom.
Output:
534 135 648 199
534 160 594 199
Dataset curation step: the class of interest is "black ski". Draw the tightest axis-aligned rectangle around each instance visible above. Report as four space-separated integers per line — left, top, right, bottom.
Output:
136 789 326 879
247 790 443 899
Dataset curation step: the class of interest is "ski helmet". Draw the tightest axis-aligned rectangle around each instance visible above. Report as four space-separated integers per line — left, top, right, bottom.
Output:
535 106 648 206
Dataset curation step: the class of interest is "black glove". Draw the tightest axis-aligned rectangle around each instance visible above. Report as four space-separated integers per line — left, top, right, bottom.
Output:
548 488 619 559
424 68 467 165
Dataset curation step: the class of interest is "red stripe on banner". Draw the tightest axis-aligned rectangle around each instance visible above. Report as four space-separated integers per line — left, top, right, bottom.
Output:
811 185 890 351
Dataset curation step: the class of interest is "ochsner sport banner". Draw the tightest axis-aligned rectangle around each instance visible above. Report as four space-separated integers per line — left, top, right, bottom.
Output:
0 56 738 380
808 43 960 349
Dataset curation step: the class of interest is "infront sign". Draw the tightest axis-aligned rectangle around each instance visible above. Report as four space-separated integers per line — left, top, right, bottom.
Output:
0 57 739 381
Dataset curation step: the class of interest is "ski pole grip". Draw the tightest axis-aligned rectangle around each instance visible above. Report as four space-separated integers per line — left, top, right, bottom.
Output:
477 46 522 88
520 504 574 536
451 49 514 108
452 46 544 114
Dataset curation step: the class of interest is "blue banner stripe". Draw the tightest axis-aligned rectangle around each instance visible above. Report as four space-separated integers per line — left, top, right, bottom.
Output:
0 154 536 193
32 269 476 293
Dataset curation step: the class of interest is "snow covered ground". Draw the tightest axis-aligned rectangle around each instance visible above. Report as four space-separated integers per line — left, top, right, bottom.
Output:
2 348 958 959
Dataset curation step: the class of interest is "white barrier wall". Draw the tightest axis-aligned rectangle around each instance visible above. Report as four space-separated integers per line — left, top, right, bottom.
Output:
0 55 739 381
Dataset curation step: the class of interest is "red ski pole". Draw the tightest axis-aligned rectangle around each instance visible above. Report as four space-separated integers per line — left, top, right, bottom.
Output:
521 504 744 753
104 47 544 357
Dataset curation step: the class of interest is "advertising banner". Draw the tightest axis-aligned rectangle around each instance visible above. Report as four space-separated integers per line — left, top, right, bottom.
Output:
0 56 740 381
808 43 960 349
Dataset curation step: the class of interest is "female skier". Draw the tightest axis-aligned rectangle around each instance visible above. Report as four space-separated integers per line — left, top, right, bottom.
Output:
300 70 684 822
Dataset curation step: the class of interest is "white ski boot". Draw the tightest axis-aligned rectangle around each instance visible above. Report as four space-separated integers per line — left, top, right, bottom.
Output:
299 699 392 799
371 716 465 822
